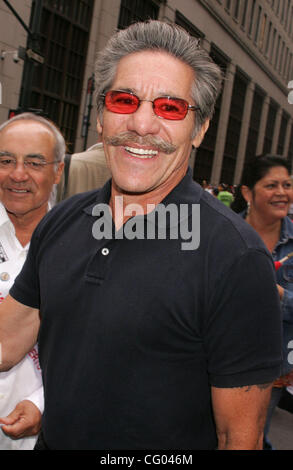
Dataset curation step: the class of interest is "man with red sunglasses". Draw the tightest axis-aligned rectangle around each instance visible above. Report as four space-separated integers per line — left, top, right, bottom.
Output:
0 20 282 450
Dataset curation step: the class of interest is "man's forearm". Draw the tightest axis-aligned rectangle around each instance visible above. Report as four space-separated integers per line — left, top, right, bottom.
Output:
212 383 272 451
217 430 264 450
0 339 21 371
0 295 40 370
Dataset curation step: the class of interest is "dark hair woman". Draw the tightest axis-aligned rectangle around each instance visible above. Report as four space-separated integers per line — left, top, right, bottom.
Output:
235 154 293 449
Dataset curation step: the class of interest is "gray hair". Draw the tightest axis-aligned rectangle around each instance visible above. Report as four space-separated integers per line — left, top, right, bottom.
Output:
95 20 223 136
0 112 66 166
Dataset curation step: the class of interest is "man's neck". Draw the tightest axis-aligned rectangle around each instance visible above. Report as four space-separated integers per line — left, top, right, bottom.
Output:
7 205 48 247
109 169 186 231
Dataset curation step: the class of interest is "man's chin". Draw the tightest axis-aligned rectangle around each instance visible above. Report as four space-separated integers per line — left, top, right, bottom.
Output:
114 184 152 196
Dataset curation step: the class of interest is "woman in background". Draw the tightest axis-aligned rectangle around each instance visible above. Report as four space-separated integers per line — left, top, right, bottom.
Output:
232 154 293 449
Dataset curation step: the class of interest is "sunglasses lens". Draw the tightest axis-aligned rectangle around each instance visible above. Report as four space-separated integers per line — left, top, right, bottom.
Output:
104 92 191 120
154 97 188 120
105 91 139 114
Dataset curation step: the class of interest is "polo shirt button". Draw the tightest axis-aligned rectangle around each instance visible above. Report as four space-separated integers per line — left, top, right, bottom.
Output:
102 248 109 256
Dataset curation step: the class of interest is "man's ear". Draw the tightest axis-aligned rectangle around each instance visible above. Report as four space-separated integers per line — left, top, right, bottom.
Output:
97 117 103 135
54 161 64 185
191 119 210 148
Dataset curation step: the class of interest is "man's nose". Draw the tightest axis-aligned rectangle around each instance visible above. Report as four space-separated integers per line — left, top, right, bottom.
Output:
9 162 30 181
126 101 161 136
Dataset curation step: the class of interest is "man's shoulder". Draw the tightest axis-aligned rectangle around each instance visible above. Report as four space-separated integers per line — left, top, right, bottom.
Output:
38 189 102 232
198 184 267 252
172 174 266 254
0 202 10 227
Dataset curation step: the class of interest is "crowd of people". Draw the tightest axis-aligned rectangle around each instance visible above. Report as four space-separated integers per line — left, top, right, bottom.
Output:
201 180 235 207
203 178 293 220
0 19 292 451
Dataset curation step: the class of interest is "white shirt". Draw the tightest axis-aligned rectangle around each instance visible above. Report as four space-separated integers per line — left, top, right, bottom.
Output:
0 203 44 450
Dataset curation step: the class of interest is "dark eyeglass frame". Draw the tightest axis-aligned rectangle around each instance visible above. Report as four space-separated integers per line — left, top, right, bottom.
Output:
100 90 200 121
0 157 60 171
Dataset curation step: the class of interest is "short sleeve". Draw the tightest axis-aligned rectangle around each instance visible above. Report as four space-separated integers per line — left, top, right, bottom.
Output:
24 385 44 414
9 230 41 309
205 249 282 387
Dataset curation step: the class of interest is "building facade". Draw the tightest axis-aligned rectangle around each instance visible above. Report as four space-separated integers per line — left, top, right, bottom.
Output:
0 0 292 185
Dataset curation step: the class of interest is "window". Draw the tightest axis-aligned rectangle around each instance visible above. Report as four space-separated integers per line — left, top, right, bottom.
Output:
249 0 256 35
254 6 262 43
265 21 272 55
245 86 265 163
274 35 281 68
175 11 204 39
20 0 94 152
287 123 293 163
241 0 249 28
259 13 267 49
276 0 281 16
286 53 293 80
263 99 278 154
281 0 286 22
233 0 240 19
289 6 293 36
221 69 248 184
192 46 229 183
283 47 289 76
278 40 285 73
289 54 293 80
270 28 277 62
117 0 160 29
285 0 291 29
277 112 289 155
225 0 232 12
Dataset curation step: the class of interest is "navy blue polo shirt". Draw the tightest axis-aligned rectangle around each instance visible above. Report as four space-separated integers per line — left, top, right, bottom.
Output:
10 169 282 450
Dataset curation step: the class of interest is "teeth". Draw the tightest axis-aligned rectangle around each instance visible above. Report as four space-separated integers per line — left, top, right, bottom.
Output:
11 189 28 193
125 146 158 158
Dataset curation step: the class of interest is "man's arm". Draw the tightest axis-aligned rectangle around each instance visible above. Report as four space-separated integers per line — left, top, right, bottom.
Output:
0 295 40 371
211 383 272 450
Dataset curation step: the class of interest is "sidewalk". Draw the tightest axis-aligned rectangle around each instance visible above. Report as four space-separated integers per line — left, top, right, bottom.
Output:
268 407 293 450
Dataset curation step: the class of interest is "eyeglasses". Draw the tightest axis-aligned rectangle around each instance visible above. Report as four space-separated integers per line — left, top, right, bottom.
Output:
101 90 200 121
0 157 59 172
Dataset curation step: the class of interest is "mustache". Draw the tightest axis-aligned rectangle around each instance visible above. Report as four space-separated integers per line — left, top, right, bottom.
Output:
104 132 177 155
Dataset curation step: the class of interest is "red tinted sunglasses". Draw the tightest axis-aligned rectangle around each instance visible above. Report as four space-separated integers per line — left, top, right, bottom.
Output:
101 90 200 121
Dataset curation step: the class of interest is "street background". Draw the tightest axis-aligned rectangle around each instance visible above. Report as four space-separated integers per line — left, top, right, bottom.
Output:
269 406 293 449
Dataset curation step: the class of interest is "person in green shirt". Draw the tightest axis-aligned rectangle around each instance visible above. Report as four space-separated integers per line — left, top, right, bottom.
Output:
217 184 234 207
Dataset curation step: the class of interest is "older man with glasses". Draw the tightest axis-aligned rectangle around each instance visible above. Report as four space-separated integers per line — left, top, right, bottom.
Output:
0 113 64 449
0 21 283 450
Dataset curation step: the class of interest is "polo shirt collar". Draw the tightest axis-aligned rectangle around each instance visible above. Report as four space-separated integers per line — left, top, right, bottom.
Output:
161 167 203 206
0 202 11 228
84 167 202 218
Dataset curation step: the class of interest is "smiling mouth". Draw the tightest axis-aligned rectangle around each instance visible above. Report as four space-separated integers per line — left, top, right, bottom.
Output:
271 201 288 206
124 146 159 159
8 188 30 193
